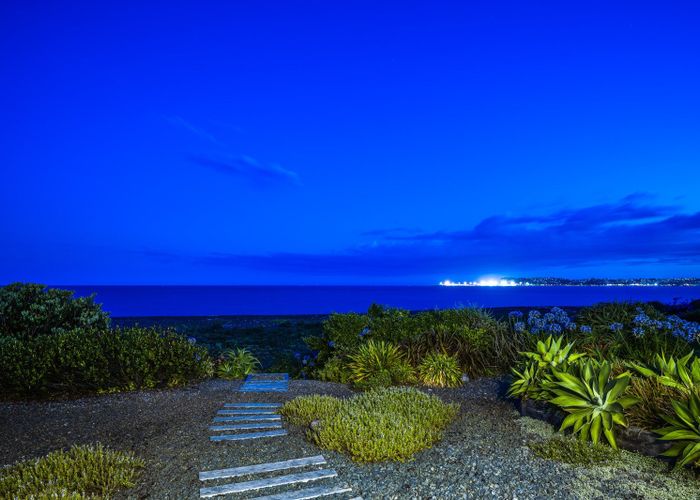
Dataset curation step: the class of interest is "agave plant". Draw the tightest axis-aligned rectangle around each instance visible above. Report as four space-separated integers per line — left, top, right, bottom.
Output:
549 360 639 449
508 335 585 400
347 339 415 389
657 391 700 467
629 352 700 396
524 335 586 368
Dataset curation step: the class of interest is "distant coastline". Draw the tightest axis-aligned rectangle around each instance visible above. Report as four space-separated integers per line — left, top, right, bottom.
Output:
440 277 700 287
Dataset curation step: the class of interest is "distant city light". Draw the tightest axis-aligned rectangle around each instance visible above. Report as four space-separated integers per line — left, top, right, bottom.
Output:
439 278 518 287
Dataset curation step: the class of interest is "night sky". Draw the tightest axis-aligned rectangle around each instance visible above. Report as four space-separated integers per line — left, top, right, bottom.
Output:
2 1 699 284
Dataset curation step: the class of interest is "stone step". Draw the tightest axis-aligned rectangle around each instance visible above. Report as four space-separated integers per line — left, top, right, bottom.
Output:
224 403 282 408
199 469 337 498
209 423 283 432
217 409 277 415
251 484 353 500
199 455 326 481
213 415 281 422
210 429 287 442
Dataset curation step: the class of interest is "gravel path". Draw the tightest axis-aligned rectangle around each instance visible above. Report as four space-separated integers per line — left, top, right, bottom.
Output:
1 379 698 499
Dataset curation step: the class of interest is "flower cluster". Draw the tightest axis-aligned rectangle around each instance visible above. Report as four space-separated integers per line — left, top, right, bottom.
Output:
609 322 624 333
629 307 700 342
511 307 577 335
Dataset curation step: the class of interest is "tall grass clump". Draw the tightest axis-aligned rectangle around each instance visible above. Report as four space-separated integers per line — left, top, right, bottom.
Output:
282 387 459 462
417 351 462 388
0 444 144 498
347 340 415 389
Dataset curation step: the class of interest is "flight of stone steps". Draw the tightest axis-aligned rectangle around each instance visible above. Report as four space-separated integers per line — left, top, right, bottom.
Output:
200 373 360 499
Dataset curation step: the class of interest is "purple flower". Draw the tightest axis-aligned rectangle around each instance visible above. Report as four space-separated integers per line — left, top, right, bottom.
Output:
509 311 523 319
514 321 525 332
609 322 624 333
632 327 645 337
580 325 592 334
187 336 197 344
328 340 336 348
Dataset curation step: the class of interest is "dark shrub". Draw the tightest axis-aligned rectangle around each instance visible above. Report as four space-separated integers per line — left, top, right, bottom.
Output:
0 283 110 340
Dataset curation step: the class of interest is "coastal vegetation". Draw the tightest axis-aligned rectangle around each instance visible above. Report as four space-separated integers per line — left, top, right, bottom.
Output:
281 387 458 462
0 283 213 398
0 444 143 498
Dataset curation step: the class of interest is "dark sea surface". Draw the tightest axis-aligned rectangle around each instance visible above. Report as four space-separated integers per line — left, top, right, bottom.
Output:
65 286 700 317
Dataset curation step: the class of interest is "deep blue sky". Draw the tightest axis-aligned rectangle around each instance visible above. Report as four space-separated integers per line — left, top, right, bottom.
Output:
1 1 699 284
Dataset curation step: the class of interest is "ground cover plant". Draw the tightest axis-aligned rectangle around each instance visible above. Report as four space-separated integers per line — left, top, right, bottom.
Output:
0 283 213 398
281 387 459 462
0 444 144 498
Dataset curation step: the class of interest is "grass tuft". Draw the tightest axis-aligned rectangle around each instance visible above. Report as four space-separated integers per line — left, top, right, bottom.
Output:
0 443 144 499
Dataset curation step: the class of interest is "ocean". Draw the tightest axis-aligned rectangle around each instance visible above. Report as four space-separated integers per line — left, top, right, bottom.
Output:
65 285 700 317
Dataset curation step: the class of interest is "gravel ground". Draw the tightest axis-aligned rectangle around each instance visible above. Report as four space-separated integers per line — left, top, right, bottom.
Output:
1 379 698 499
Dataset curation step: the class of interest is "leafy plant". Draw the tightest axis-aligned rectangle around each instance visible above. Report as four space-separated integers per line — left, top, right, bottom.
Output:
313 356 350 383
548 360 639 449
0 283 110 340
417 351 462 388
508 335 584 400
347 340 415 389
0 443 144 498
282 387 459 462
656 391 700 467
217 348 260 380
0 327 213 397
629 352 700 396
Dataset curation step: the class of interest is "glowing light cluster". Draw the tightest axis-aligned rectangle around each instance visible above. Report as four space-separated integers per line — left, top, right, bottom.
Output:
439 279 518 287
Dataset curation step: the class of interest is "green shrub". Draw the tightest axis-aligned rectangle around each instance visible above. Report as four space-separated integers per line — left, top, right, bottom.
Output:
417 351 462 388
657 391 700 468
282 387 459 462
319 312 368 353
549 360 639 449
314 356 350 383
347 340 415 389
408 307 522 377
0 327 213 397
0 443 144 498
217 348 260 380
0 283 110 340
529 436 619 465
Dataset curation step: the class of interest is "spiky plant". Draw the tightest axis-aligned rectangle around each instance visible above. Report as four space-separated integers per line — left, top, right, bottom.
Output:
418 351 462 388
549 360 639 449
347 340 414 389
217 348 260 380
629 352 700 396
657 391 700 468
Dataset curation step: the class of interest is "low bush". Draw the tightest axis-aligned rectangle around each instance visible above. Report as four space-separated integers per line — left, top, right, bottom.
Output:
313 356 350 383
0 327 213 397
0 443 144 498
0 283 110 340
347 340 415 389
282 387 459 462
217 348 260 380
417 351 462 388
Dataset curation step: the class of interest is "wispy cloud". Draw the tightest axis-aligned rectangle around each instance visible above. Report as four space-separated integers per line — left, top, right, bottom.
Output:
188 153 302 185
167 115 301 186
190 195 700 277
